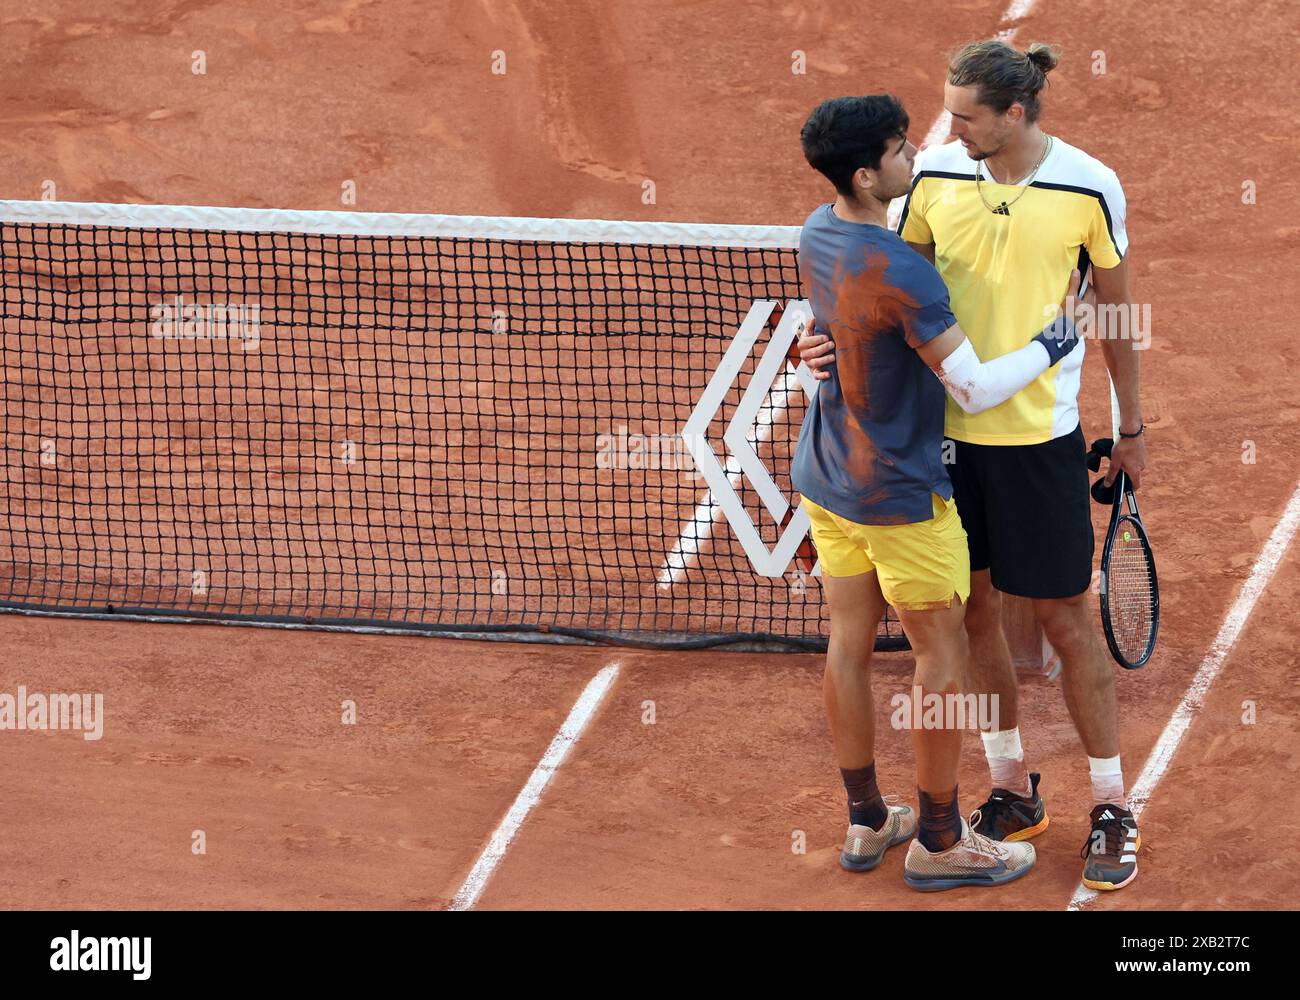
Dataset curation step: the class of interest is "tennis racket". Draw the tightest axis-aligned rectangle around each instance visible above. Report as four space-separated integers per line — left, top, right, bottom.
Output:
1088 438 1160 669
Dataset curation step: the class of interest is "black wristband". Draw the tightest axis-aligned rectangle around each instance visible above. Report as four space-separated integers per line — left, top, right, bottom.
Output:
1119 424 1145 439
1031 315 1079 367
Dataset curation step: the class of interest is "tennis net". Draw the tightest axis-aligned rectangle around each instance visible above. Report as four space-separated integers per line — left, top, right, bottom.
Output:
0 200 905 651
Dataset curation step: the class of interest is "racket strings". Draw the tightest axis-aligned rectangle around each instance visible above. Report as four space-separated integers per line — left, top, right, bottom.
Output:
1106 523 1156 659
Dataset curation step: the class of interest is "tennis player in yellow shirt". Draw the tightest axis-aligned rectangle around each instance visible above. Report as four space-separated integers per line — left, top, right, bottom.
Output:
799 41 1146 891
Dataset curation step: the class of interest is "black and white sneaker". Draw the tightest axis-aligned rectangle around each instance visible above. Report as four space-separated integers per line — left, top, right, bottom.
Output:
969 772 1050 843
1081 803 1140 891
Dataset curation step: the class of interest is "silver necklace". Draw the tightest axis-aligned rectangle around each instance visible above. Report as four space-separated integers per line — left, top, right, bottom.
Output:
975 134 1052 216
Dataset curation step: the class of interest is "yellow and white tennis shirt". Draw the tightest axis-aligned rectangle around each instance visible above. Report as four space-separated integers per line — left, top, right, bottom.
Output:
899 136 1128 445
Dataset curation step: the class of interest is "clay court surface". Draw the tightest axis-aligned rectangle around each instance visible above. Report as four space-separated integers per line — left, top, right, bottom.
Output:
2 0 1298 909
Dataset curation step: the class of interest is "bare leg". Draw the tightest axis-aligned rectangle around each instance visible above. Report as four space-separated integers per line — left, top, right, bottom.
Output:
963 569 1019 736
821 571 887 769
895 599 968 796
1034 592 1120 758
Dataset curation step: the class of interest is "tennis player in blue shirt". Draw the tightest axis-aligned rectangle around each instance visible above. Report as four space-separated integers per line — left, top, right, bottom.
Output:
793 94 1080 890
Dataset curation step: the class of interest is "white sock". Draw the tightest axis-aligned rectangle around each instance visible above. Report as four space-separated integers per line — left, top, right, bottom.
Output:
1088 755 1127 809
981 728 1032 797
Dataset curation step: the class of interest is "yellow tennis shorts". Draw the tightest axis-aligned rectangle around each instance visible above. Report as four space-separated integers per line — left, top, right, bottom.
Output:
802 493 971 611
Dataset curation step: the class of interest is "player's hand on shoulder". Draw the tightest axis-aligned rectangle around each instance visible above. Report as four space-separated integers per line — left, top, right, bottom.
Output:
795 314 835 381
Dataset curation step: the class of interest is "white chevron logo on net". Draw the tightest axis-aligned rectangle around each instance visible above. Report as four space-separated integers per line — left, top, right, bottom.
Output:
659 299 818 584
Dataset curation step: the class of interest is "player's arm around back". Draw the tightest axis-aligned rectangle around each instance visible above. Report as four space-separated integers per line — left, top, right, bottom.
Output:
917 268 1082 414
797 270 1084 414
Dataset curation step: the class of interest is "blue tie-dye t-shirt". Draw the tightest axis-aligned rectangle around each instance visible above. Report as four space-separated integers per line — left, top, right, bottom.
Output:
791 204 957 525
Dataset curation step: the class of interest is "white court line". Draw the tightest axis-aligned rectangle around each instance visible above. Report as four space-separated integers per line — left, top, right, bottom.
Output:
663 0 1036 584
1002 0 1039 21
1068 480 1300 910
448 662 621 910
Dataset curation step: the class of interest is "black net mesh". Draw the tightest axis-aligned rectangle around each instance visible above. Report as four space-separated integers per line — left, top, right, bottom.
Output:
0 219 905 651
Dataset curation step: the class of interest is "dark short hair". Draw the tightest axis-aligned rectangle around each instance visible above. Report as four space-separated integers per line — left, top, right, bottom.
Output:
947 40 1059 122
800 95 909 198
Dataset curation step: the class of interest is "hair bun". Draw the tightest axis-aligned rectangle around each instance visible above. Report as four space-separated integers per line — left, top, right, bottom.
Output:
1026 43 1060 75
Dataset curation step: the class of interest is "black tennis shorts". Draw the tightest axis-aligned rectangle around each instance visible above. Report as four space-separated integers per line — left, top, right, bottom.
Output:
944 423 1094 599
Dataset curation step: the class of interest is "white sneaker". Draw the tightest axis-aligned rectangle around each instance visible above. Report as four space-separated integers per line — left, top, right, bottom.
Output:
840 804 917 872
903 818 1036 891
